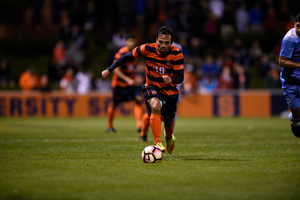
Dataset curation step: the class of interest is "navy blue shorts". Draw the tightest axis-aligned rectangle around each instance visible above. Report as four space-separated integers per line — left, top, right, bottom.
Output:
142 85 178 118
113 86 142 105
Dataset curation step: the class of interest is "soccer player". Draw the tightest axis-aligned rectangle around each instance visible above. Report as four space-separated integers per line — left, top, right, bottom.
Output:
106 33 143 133
279 13 300 138
140 41 183 142
102 26 184 154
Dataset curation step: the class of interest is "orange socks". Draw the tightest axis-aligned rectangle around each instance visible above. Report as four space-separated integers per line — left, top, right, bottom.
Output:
140 113 150 137
164 121 175 139
150 113 162 144
134 104 143 129
107 107 115 128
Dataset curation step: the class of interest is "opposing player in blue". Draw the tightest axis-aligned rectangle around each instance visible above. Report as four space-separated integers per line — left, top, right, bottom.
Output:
279 13 300 138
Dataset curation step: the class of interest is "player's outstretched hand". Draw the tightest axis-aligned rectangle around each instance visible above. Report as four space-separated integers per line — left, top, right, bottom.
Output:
101 69 110 80
126 78 135 86
162 75 172 84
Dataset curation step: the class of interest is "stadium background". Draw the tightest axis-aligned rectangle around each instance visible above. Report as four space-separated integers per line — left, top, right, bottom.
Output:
0 0 299 117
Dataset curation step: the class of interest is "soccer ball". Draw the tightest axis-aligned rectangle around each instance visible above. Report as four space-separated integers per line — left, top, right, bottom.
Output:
142 145 163 163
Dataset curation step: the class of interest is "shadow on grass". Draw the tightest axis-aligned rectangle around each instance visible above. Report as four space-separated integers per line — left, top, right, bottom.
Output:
179 156 249 161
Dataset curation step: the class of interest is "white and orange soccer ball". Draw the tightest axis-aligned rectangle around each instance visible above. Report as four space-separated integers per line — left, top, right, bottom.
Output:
142 145 163 163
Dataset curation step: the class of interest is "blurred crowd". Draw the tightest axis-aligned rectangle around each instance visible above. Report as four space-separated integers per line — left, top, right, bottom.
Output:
0 0 298 94
180 36 282 96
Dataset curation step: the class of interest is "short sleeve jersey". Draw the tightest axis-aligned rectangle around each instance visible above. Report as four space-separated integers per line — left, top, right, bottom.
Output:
280 28 300 90
111 46 138 88
131 43 184 97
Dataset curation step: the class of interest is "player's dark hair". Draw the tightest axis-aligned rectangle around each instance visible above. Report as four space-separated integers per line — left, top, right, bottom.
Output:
295 13 300 22
157 26 174 42
126 33 136 40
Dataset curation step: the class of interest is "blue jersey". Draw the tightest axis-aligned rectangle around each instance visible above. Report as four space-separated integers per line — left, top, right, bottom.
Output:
280 28 300 93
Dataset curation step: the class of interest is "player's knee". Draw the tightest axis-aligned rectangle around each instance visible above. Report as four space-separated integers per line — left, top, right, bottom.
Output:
151 105 160 114
151 103 161 114
292 110 300 122
163 116 173 128
294 116 300 122
149 98 162 114
135 98 143 105
165 121 173 128
111 103 118 110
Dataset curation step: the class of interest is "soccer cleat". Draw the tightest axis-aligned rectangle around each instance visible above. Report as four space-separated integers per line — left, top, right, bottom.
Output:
140 135 147 142
155 143 166 153
107 127 116 133
165 135 176 154
291 124 300 138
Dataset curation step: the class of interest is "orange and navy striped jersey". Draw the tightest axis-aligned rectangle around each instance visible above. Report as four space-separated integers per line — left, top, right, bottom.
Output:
132 43 184 97
111 46 138 88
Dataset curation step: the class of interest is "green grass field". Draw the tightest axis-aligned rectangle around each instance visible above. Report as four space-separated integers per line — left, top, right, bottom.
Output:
0 117 299 200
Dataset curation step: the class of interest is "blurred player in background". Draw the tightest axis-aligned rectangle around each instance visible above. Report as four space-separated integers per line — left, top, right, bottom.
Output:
279 13 300 138
102 26 184 154
106 33 143 133
19 67 40 91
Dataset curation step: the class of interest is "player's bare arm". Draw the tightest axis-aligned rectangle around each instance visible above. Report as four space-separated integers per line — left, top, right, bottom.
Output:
114 67 135 86
279 56 300 68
